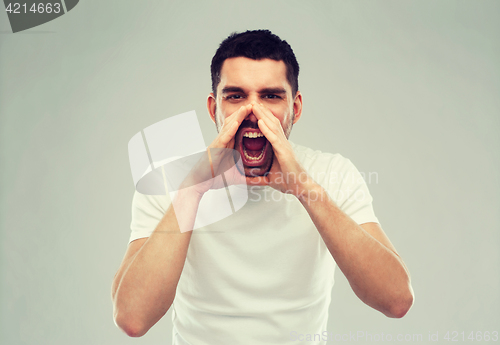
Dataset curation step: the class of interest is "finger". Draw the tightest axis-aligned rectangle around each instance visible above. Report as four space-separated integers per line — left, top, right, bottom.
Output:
216 104 252 147
251 104 287 149
257 116 290 157
252 102 281 129
215 120 239 147
257 119 279 145
250 102 273 125
258 118 294 164
224 103 252 129
212 105 249 148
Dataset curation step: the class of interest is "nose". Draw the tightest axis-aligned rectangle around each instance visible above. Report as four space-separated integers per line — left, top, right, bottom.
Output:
244 99 259 124
245 112 258 124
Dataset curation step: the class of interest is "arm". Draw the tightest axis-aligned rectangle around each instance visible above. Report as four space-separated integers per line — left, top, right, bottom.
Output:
112 104 252 337
111 191 199 337
250 101 414 318
298 183 414 318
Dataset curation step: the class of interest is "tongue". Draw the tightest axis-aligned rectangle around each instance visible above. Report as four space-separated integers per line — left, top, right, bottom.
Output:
243 137 266 151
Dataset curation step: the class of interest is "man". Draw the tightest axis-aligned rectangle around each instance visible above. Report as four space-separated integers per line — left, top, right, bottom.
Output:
111 30 414 344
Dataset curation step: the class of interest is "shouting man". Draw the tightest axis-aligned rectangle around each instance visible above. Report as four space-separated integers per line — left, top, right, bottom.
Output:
112 30 414 345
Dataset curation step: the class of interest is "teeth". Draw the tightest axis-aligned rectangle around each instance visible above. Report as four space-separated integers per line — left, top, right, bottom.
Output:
243 132 264 138
243 146 265 161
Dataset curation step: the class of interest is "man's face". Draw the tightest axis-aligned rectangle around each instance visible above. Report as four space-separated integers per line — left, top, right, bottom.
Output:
208 57 302 177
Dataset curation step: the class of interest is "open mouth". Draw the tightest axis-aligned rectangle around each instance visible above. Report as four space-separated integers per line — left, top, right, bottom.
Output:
241 131 268 164
235 125 273 176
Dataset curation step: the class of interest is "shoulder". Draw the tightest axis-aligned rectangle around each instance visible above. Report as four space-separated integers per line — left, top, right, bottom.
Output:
290 141 366 191
290 141 353 173
132 189 170 215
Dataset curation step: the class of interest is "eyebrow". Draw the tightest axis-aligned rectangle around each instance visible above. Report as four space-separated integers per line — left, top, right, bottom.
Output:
221 86 245 94
259 87 287 95
221 86 287 95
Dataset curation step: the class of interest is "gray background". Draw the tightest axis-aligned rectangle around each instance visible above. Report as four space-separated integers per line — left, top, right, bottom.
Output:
1 1 498 344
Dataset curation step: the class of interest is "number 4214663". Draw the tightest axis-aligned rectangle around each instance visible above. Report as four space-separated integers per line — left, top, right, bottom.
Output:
443 331 498 342
5 3 62 14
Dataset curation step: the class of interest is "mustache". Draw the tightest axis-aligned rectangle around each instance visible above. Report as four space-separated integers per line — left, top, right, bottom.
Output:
237 119 259 130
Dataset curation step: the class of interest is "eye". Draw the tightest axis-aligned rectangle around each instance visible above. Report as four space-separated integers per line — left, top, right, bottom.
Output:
263 94 282 100
225 94 244 100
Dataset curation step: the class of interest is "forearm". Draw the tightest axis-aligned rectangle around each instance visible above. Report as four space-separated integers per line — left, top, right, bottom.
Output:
299 183 413 318
112 191 200 336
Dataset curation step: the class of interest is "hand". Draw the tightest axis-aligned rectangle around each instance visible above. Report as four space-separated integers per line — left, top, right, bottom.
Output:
210 104 253 151
178 105 251 196
246 102 317 199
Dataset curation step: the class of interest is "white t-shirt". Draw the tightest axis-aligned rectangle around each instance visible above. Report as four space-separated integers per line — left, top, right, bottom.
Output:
129 142 379 345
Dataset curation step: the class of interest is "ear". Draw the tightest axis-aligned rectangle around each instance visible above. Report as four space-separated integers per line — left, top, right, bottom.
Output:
207 93 217 124
292 91 303 124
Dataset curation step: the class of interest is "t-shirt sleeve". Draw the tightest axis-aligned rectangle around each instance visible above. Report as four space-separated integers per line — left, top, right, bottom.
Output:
326 157 379 225
128 190 171 244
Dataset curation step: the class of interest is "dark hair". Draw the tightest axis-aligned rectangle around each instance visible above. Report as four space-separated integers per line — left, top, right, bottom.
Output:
211 30 299 97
